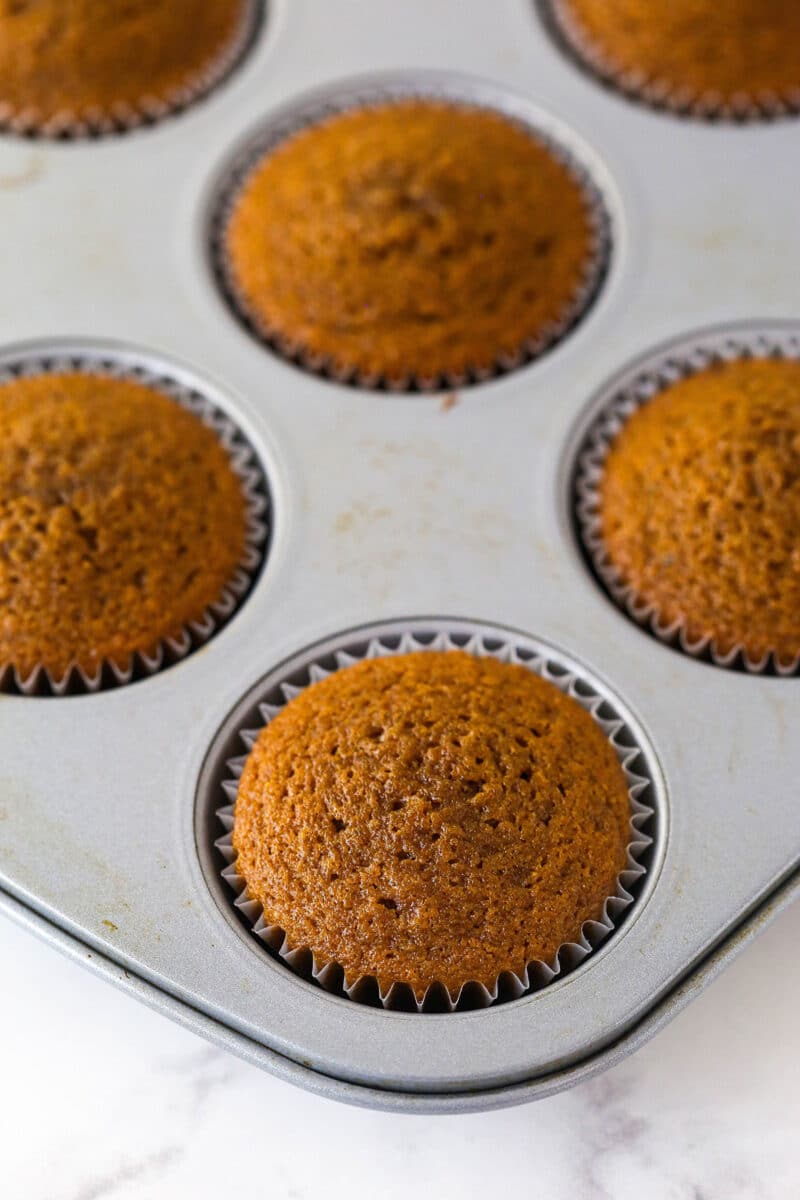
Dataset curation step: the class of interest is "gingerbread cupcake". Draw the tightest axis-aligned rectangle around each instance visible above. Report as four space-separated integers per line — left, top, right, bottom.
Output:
0 0 259 136
579 354 800 670
230 649 637 1007
0 365 264 691
219 96 608 387
548 0 800 118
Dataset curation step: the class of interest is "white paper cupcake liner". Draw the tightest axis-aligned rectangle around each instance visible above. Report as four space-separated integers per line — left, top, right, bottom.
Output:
214 624 656 1012
210 79 611 392
0 352 270 696
574 325 800 675
543 0 800 122
0 1 264 140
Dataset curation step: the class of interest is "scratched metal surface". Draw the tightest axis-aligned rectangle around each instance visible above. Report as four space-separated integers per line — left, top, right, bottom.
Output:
0 0 798 1111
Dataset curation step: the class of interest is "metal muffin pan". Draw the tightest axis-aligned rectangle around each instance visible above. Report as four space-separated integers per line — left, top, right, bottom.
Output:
0 0 798 1113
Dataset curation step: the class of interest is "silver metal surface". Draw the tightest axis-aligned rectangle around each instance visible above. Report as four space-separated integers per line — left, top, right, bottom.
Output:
0 0 797 1112
4 866 800 1114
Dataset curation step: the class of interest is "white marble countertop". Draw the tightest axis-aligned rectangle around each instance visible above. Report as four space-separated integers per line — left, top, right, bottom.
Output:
2 901 798 1199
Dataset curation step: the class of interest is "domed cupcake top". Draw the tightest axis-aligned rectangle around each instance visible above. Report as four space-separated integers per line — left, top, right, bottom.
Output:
222 99 602 385
233 650 632 1002
551 0 800 115
0 370 248 682
0 0 254 133
598 357 800 666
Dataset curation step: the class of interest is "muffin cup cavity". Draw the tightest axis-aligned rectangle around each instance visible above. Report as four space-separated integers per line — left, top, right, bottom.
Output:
543 0 800 122
0 350 270 696
209 79 612 392
0 1 264 140
212 622 656 1013
573 324 800 675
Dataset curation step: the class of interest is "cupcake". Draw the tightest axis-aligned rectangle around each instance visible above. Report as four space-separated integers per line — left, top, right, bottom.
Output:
220 98 606 386
232 650 633 1005
0 0 257 136
549 0 800 118
590 356 800 669
0 369 252 688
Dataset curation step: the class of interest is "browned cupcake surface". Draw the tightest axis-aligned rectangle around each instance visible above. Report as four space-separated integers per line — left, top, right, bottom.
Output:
599 357 800 665
555 0 800 106
0 372 247 681
233 651 631 1001
223 100 596 382
0 0 250 126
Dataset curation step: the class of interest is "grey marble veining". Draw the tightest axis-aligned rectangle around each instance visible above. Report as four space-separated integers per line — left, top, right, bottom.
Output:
2 900 797 1199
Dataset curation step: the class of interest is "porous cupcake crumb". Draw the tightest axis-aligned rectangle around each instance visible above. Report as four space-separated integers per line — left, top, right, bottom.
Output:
599 357 800 666
0 371 248 681
0 0 252 129
553 0 800 110
223 100 598 383
233 651 631 1001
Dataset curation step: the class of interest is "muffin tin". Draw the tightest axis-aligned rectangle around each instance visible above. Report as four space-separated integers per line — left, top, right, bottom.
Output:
1 0 799 1113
